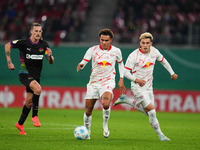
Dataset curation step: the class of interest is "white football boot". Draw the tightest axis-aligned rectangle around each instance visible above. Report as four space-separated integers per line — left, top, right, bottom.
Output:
103 122 110 138
114 94 148 116
159 135 170 141
85 123 91 139
113 94 129 106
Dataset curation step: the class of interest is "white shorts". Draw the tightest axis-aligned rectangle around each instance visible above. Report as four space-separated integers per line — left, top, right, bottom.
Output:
131 87 154 108
85 84 115 100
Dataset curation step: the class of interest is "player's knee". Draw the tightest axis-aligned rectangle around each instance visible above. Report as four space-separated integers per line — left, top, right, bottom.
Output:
34 86 42 95
30 80 42 95
148 109 156 117
102 98 110 109
102 102 110 110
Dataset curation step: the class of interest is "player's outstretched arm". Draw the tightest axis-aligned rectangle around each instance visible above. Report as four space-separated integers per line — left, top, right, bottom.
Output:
5 42 15 70
77 64 84 72
171 73 178 80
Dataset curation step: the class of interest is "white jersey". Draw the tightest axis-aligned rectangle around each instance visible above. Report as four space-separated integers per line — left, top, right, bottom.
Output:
125 46 164 90
80 45 123 87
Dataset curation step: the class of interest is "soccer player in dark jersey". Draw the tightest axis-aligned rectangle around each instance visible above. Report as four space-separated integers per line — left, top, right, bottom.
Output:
5 22 54 135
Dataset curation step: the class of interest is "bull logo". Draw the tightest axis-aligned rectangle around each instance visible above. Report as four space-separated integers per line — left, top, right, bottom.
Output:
97 60 112 67
142 62 154 68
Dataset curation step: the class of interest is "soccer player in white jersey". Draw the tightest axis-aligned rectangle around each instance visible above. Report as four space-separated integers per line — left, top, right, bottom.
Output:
77 29 126 139
114 32 178 141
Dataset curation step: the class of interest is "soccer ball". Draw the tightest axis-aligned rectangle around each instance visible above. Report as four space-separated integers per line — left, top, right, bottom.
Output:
74 126 89 140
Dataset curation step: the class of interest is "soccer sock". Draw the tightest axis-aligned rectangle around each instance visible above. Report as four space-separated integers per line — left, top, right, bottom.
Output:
102 107 110 126
148 109 164 136
84 113 92 132
18 105 31 125
32 94 40 117
125 97 148 115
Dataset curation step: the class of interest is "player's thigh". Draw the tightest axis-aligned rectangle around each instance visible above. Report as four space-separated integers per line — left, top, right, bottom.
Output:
132 90 151 108
143 90 155 112
99 85 114 100
141 92 155 110
149 90 155 106
85 84 99 100
100 85 114 107
19 73 34 93
29 80 42 94
19 73 41 94
144 103 154 112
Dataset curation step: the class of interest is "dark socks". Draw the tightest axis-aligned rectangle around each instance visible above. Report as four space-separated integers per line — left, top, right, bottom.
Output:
32 94 40 117
18 105 31 125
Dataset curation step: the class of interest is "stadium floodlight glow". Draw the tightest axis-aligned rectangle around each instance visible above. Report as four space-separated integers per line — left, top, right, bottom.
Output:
42 15 47 22
60 31 66 39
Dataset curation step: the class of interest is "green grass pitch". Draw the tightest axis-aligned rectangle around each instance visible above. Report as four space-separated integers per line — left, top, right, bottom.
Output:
0 108 200 150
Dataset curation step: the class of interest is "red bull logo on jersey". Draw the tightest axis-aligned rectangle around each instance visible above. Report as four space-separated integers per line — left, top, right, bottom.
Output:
97 60 112 67
142 62 154 68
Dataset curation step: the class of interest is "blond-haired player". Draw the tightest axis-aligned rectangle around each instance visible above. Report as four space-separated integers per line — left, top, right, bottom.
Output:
77 28 126 139
114 32 178 141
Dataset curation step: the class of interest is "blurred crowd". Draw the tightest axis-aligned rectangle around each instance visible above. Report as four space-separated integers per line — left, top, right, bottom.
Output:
0 0 199 45
112 0 200 44
0 0 90 45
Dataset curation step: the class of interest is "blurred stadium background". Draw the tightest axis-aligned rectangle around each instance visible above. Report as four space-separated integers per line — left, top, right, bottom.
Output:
0 0 200 112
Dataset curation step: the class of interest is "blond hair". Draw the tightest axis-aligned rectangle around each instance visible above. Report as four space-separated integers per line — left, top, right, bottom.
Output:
139 32 153 42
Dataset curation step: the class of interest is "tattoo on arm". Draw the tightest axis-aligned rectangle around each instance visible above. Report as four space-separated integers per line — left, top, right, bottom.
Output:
103 97 109 100
7 60 11 64
6 52 10 57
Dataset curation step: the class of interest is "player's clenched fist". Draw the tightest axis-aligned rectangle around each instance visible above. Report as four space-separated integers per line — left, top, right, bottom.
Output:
135 78 146 87
171 73 178 80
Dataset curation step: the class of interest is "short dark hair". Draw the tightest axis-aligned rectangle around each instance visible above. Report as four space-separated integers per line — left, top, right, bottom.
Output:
31 22 41 30
98 28 114 39
30 22 43 40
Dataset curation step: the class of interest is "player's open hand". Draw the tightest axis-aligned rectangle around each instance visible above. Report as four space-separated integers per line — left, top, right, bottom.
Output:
118 78 126 93
46 47 52 56
8 62 15 70
46 48 54 64
135 78 146 87
171 73 178 80
77 64 84 72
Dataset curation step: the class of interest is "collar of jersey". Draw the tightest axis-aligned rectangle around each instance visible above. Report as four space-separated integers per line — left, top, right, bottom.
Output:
29 38 39 45
139 47 151 54
99 45 112 51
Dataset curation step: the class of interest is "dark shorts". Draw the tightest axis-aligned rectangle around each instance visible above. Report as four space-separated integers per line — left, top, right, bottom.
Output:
19 73 40 93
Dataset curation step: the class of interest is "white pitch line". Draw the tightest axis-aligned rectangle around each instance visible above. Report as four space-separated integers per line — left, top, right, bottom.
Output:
0 127 74 130
164 48 200 70
42 123 78 127
0 122 80 130
25 127 75 130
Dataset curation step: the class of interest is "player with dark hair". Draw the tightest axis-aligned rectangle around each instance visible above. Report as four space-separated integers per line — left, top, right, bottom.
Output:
77 28 126 139
114 32 178 141
5 22 54 135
